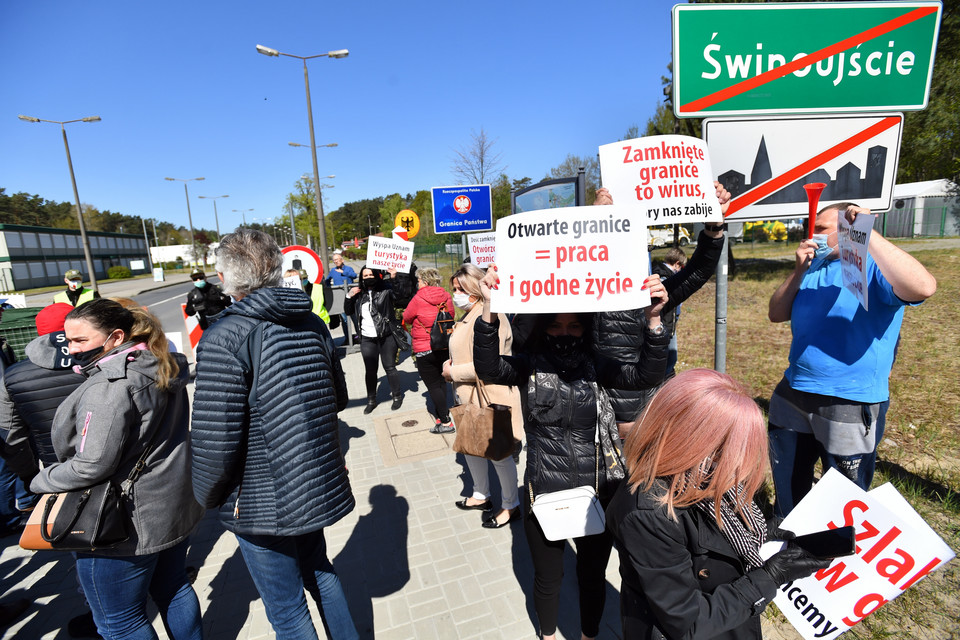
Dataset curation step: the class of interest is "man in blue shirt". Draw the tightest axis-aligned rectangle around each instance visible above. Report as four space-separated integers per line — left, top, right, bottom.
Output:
767 203 936 517
326 250 359 340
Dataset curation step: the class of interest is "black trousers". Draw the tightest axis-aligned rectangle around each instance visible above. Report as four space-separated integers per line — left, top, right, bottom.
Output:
523 492 614 638
360 334 400 398
414 350 450 423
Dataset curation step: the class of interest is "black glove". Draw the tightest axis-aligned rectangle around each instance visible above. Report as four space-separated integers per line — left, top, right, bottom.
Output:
762 541 832 585
766 516 796 542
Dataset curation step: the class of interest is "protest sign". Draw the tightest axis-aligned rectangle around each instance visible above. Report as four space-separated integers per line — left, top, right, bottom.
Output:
838 212 874 311
761 469 954 640
489 205 650 314
366 236 414 273
467 232 497 268
598 135 724 225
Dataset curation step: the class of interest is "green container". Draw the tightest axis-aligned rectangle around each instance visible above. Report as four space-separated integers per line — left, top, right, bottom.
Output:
0 307 44 362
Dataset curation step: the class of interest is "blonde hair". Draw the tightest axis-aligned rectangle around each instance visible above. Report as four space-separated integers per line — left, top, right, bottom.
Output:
623 369 768 529
112 298 178 391
449 263 485 299
418 267 442 287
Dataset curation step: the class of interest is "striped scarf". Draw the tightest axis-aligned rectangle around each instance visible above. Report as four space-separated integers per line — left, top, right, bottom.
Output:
695 487 767 570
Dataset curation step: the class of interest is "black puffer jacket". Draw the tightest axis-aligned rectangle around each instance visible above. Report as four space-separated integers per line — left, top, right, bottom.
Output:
185 282 232 330
594 231 724 423
344 285 395 338
191 287 353 535
0 331 85 472
473 315 668 500
606 481 777 640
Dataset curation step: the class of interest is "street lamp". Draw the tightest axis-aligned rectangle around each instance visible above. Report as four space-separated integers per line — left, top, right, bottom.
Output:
289 141 337 149
257 42 348 270
18 114 102 292
233 208 254 227
164 176 204 266
198 194 229 240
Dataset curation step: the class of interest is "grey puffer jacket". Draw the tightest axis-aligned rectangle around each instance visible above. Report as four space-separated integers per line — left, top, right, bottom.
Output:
30 346 203 556
191 287 353 536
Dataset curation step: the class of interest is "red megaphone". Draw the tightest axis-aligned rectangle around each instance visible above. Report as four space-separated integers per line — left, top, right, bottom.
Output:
803 183 826 239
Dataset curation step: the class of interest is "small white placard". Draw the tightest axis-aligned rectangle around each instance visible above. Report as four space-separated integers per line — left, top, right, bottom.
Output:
366 236 414 273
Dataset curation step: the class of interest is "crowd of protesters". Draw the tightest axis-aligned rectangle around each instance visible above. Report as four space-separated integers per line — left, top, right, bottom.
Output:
0 182 936 639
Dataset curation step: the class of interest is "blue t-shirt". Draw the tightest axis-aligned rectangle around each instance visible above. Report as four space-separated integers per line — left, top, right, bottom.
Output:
327 264 357 286
785 256 917 403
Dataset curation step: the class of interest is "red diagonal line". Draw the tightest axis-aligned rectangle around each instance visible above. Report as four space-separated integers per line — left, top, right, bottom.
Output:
724 116 900 217
680 6 938 113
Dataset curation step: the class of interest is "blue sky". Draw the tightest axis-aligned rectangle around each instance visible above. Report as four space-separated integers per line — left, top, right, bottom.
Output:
2 0 680 234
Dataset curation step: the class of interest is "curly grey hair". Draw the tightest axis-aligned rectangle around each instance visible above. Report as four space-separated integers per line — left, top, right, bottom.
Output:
215 228 282 299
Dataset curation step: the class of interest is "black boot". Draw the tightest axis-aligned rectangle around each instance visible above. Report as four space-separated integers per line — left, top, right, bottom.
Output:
391 394 404 410
363 396 378 415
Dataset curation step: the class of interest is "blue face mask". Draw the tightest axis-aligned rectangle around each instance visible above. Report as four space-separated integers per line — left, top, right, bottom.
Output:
193 280 205 288
808 233 834 272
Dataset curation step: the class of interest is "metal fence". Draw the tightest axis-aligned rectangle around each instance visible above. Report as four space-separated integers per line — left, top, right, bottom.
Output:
879 203 960 238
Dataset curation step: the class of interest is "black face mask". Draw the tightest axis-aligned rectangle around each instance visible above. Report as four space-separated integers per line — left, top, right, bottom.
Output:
362 277 377 289
542 334 585 358
71 345 104 368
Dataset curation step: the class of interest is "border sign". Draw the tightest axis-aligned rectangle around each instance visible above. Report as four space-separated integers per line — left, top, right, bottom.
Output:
673 2 941 117
431 185 493 234
281 245 324 283
489 205 650 314
705 114 903 221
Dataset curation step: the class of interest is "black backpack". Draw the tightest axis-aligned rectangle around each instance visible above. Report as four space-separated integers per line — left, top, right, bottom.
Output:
429 302 455 351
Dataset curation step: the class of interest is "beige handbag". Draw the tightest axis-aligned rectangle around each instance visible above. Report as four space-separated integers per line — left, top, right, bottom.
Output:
451 380 518 461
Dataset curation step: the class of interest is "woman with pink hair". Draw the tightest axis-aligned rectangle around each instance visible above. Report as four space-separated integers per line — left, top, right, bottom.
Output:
606 369 831 640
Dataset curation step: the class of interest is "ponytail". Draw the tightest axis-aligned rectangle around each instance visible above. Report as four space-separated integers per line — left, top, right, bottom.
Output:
126 306 178 391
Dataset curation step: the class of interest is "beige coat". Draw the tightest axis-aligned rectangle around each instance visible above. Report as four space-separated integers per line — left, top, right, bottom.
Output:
447 304 524 441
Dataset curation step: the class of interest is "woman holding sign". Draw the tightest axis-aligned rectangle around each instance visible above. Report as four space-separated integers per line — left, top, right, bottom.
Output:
472 266 669 640
345 266 404 413
606 369 831 640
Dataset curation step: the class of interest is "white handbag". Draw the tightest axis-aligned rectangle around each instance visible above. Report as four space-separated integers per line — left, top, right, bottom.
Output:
529 415 606 542
530 485 605 541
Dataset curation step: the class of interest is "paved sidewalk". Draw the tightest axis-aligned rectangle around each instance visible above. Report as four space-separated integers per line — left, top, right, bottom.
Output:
0 342 627 640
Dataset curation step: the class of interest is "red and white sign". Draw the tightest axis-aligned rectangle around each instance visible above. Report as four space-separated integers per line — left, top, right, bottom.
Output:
454 195 472 213
281 245 324 283
467 232 497 268
490 205 650 314
599 135 724 226
181 303 202 358
761 469 954 640
366 236 414 273
704 114 904 221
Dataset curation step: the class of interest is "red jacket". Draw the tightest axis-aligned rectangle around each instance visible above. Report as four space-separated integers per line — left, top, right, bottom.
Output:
402 286 454 353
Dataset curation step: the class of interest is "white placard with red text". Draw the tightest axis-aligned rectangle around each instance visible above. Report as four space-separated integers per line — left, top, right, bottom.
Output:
599 135 723 225
467 232 497 268
489 205 650 314
838 213 874 311
366 236 414 273
761 469 954 640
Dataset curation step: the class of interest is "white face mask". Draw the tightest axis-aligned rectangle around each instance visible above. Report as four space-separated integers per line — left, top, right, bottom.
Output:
67 280 82 291
453 291 474 310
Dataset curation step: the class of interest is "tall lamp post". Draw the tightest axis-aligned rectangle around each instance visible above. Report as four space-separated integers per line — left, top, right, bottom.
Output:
164 176 204 266
198 194 229 240
257 43 348 269
233 209 254 227
18 114 102 292
299 173 336 250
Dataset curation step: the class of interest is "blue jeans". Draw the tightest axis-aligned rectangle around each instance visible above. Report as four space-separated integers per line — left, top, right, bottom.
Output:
769 400 888 518
236 529 358 640
75 538 202 640
0 456 36 530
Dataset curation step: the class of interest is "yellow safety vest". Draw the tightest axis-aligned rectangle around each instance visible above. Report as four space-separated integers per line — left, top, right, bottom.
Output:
54 288 96 307
309 285 330 324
